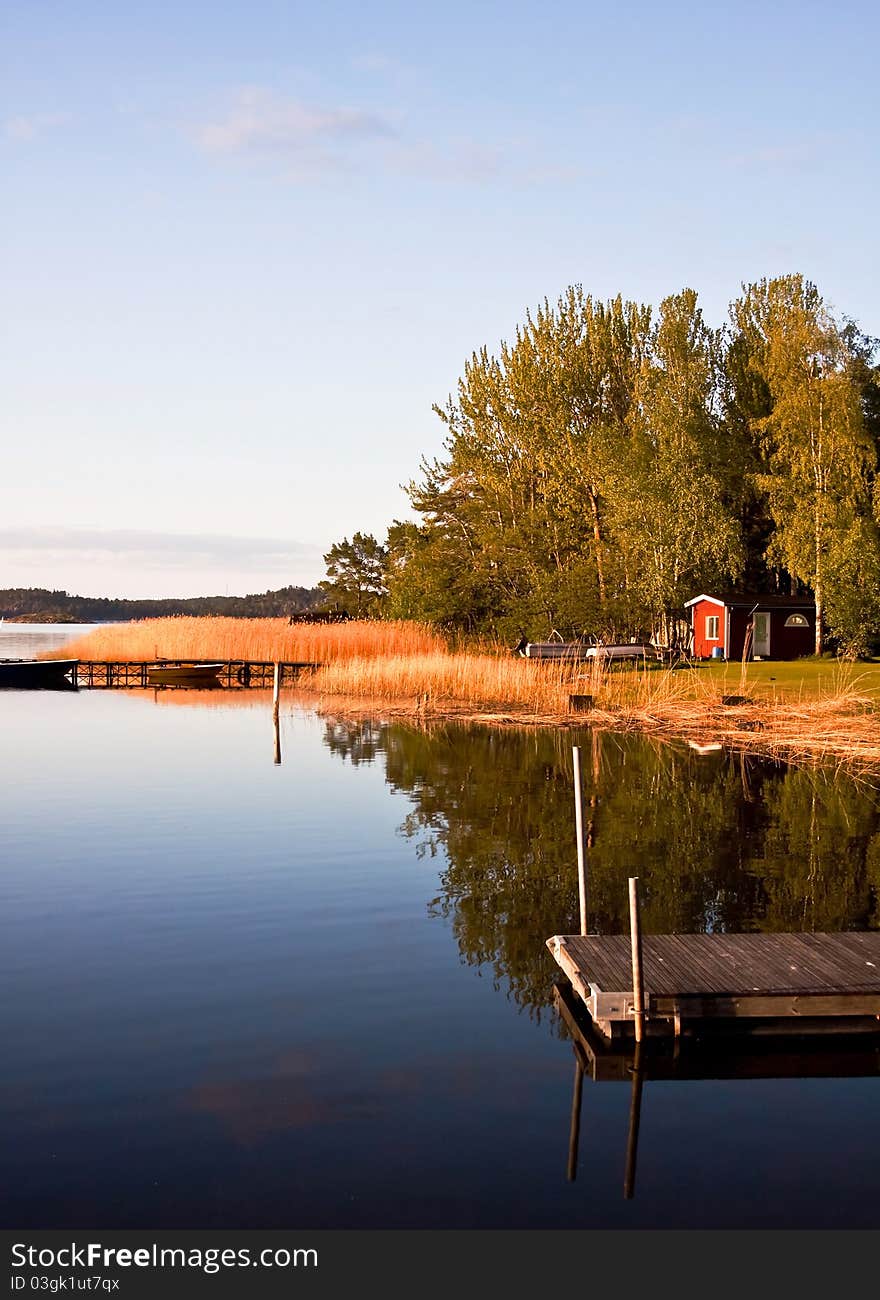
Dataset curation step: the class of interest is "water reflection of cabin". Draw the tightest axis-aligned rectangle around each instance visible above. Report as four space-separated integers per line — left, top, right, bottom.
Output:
685 593 815 660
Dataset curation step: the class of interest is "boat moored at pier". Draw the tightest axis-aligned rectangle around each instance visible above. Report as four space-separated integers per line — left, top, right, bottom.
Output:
0 658 78 688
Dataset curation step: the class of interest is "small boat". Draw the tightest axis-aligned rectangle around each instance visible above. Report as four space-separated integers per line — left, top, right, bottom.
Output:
519 641 593 661
146 661 224 685
514 631 593 660
584 643 660 662
0 658 79 688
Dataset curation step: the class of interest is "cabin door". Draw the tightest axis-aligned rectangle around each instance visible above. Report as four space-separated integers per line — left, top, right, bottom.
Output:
752 611 770 657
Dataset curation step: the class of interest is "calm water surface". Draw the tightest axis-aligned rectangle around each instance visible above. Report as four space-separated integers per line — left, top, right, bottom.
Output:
1 626 879 1227
0 622 98 658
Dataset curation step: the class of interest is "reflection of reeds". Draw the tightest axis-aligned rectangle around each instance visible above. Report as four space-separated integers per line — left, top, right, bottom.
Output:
595 692 880 773
148 688 276 709
49 617 445 663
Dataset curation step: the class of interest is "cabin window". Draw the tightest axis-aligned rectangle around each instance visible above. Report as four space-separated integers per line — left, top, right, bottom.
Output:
784 613 809 628
705 615 720 640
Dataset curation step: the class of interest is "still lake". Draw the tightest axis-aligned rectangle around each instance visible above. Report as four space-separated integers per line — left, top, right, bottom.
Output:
1 625 879 1228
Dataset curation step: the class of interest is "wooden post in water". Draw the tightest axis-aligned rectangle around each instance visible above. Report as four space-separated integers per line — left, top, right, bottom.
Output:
572 746 588 936
628 876 645 1043
623 1041 644 1200
566 1056 585 1182
272 662 282 763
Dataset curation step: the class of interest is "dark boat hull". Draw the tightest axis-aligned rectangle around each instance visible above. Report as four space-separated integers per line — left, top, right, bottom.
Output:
146 663 224 685
0 658 78 688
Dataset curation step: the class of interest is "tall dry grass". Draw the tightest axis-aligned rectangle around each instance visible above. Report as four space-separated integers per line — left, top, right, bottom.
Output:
48 616 445 664
310 653 694 715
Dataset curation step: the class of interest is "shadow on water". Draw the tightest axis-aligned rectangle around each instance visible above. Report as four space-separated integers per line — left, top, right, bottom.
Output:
554 979 880 1200
322 719 880 1020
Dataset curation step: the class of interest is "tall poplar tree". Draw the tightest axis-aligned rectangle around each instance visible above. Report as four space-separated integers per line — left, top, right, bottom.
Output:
612 289 743 638
732 276 877 653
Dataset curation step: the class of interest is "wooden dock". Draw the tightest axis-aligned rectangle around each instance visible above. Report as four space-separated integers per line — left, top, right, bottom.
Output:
548 930 880 1038
72 660 319 689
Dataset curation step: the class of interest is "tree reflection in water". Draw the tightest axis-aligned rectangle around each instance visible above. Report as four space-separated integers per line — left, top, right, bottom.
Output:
323 720 880 1018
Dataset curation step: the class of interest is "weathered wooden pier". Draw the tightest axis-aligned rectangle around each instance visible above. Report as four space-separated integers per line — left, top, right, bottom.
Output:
72 660 319 689
549 929 880 1038
553 744 880 1042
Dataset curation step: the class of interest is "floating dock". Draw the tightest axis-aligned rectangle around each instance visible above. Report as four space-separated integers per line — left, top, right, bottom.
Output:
548 930 880 1038
72 660 319 689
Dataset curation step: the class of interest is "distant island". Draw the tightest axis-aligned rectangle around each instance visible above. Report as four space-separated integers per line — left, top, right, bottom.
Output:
0 584 324 623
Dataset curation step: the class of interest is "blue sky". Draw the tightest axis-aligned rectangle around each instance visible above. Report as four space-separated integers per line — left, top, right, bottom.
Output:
3 0 878 597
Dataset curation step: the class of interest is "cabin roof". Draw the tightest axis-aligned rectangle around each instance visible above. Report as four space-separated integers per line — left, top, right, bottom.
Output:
684 592 815 611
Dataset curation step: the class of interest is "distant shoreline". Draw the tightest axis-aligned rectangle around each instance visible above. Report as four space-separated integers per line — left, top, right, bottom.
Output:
3 612 90 625
0 584 324 624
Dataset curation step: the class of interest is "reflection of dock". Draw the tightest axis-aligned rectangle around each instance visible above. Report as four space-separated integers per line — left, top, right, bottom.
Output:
72 660 319 689
554 981 880 1198
548 931 880 1038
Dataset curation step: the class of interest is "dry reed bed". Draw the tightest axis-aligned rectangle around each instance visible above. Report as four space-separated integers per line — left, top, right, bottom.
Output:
49 616 445 664
308 652 695 713
46 617 880 771
312 652 578 712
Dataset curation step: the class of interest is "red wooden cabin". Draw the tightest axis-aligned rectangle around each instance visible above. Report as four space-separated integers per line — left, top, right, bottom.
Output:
685 593 816 660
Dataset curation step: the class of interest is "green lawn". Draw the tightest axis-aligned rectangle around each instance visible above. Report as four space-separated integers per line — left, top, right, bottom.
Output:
690 658 880 703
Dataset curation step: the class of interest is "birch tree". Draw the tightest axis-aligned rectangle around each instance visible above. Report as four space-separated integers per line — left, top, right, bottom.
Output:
733 277 876 653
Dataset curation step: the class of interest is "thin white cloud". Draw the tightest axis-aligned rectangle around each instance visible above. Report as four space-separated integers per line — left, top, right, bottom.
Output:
191 86 579 187
0 526 322 570
194 88 394 158
4 112 69 141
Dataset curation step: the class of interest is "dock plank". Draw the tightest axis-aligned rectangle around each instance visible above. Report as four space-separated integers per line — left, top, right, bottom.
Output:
550 932 880 999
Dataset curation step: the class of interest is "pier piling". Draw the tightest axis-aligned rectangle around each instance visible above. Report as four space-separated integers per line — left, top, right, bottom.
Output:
628 877 646 1043
572 745 588 936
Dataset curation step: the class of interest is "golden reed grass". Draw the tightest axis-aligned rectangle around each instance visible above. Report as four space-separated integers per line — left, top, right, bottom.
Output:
311 653 694 716
50 616 445 664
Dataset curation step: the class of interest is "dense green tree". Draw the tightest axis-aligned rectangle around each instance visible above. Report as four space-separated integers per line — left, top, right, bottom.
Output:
401 285 751 642
319 531 388 616
405 290 655 638
732 276 878 654
612 289 743 637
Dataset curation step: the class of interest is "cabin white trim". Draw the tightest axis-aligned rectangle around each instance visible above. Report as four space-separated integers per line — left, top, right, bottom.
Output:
683 594 727 609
